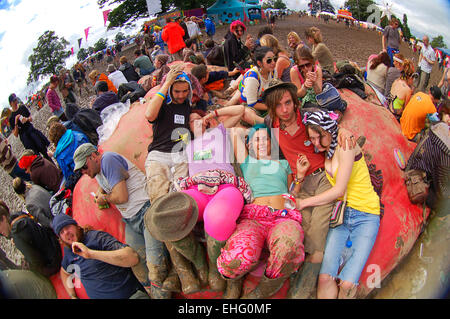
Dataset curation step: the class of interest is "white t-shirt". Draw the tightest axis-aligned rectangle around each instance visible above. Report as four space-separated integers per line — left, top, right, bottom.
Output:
419 44 436 74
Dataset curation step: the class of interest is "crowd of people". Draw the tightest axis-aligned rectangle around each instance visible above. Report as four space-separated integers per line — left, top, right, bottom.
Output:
0 13 449 300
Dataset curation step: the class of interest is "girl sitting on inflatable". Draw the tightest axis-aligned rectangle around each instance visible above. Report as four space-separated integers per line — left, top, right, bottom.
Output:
216 124 307 299
388 59 416 119
290 46 323 107
297 110 380 299
260 34 292 82
174 105 256 297
225 46 278 113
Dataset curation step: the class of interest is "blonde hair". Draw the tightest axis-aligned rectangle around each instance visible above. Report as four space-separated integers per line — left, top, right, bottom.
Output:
88 70 100 82
304 27 323 44
260 34 286 56
287 31 301 43
400 59 415 80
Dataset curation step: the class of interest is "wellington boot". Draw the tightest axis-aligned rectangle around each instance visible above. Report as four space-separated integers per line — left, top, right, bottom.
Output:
241 274 287 299
171 233 209 288
222 277 243 299
146 260 169 287
150 284 172 299
205 234 226 292
286 262 321 299
162 265 182 293
166 242 200 295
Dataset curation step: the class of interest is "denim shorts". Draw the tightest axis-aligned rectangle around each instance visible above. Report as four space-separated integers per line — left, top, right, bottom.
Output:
319 206 380 285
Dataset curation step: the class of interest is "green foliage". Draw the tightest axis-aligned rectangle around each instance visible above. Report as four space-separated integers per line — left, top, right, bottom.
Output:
431 35 447 49
115 32 126 43
401 14 412 40
344 0 375 21
98 0 216 30
94 38 108 52
77 48 89 61
262 0 287 9
27 30 70 84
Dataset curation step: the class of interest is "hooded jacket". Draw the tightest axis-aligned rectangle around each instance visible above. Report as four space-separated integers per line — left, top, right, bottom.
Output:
161 22 186 54
24 184 53 228
54 129 89 180
30 155 62 194
119 62 140 82
223 31 249 71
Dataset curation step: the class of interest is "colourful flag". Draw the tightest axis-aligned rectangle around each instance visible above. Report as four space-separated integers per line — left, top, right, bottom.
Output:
103 9 112 26
78 38 82 49
71 47 74 55
84 27 91 41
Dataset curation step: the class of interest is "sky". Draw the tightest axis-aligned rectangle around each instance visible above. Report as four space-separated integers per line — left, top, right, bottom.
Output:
0 0 147 110
0 0 449 110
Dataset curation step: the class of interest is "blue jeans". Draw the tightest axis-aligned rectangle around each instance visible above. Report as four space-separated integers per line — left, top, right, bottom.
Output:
387 46 399 67
320 206 380 285
123 200 168 285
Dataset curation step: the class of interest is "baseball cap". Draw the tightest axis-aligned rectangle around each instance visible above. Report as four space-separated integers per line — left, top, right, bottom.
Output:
73 143 97 171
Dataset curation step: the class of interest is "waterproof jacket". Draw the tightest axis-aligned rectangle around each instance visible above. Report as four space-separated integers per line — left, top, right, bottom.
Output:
205 18 215 36
29 155 62 194
223 31 249 71
119 62 140 82
54 129 89 181
93 73 117 94
161 22 186 54
10 212 61 277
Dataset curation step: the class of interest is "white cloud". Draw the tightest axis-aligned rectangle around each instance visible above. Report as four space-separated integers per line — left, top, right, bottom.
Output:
0 0 144 108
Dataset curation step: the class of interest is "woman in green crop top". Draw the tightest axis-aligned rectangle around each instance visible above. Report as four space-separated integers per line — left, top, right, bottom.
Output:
215 124 308 299
388 59 416 119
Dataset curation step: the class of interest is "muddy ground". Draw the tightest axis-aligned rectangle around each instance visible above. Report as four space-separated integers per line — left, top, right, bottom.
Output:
1 14 447 298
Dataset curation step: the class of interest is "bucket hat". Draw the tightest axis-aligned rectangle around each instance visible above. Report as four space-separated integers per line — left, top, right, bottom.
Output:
144 192 198 242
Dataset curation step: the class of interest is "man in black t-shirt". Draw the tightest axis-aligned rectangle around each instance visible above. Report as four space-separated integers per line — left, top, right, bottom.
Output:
144 64 191 203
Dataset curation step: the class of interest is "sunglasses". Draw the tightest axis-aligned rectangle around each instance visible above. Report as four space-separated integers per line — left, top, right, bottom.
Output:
298 62 312 69
265 57 278 64
236 29 244 34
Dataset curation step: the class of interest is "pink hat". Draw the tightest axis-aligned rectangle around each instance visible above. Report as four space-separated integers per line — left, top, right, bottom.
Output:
230 20 246 32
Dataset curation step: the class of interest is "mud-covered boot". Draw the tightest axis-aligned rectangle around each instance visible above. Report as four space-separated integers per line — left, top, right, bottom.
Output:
287 262 321 299
222 277 244 299
162 265 181 293
166 242 200 295
206 234 227 292
241 274 287 299
171 233 209 288
150 284 172 299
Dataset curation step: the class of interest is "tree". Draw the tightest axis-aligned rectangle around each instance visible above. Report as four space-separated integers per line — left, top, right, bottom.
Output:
115 31 126 43
262 0 287 9
27 31 70 84
344 0 375 22
93 38 108 52
97 0 216 29
431 35 447 49
401 14 412 40
77 48 89 61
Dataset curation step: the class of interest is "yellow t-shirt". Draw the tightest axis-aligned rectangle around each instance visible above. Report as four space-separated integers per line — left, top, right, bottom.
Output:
400 92 436 140
326 154 380 215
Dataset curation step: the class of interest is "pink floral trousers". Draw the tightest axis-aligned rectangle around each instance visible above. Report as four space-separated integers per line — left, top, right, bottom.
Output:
217 204 305 279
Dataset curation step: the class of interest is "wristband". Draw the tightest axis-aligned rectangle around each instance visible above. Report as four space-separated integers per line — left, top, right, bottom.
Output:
214 110 219 117
155 92 165 100
294 176 304 185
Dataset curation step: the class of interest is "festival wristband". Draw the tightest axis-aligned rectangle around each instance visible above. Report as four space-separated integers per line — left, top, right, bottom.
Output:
155 92 165 100
215 110 219 117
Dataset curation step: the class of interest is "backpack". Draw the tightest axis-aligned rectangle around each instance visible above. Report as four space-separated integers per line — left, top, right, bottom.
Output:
206 45 227 68
315 83 347 112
